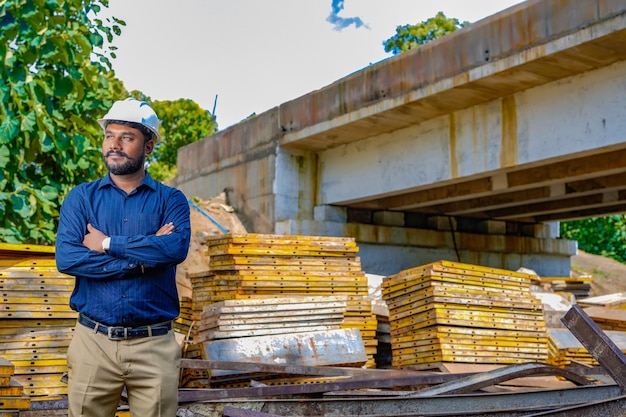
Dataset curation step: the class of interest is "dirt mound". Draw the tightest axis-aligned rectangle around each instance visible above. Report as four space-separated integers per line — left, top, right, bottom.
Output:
176 193 247 298
572 250 626 297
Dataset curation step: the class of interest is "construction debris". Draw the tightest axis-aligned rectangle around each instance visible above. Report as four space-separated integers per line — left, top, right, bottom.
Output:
578 292 626 309
561 304 626 389
539 276 594 300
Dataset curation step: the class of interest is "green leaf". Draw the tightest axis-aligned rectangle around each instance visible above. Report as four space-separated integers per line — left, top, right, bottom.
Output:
0 145 10 168
21 111 37 133
0 10 16 32
40 40 58 60
53 76 74 97
40 134 55 152
0 118 20 143
40 185 59 201
10 194 30 218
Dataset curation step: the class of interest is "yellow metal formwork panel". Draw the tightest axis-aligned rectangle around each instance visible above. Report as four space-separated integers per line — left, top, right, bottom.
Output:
0 243 75 402
184 233 377 378
381 260 548 368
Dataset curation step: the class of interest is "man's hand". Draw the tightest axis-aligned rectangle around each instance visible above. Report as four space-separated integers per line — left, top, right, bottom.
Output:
83 222 175 253
156 222 175 236
83 223 107 252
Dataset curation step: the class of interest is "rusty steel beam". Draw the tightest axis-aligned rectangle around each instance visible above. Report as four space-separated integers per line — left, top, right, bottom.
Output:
178 361 594 402
521 394 626 417
561 304 626 390
404 362 592 397
180 358 428 378
223 406 285 417
178 372 473 402
256 384 625 417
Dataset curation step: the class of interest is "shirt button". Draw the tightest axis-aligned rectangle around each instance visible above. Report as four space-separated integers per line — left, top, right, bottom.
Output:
123 218 128 222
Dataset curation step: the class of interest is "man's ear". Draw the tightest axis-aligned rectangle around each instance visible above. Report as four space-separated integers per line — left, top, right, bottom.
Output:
145 140 155 156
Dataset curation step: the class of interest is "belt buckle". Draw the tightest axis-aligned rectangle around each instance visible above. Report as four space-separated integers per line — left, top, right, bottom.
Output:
107 326 128 340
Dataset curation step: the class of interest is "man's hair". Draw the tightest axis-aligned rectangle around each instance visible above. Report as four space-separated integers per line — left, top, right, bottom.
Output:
104 119 154 143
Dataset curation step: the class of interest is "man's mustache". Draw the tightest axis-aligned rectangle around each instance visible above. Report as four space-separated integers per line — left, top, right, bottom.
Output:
106 150 130 158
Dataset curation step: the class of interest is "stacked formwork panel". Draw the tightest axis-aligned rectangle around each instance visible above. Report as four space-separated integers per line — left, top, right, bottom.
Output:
0 243 76 399
0 357 30 416
186 234 377 372
382 260 549 369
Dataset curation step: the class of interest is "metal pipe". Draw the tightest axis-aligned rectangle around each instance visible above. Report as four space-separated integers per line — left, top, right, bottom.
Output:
188 199 229 234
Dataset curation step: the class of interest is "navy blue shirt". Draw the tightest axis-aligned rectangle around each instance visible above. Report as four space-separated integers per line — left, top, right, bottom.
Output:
55 172 191 327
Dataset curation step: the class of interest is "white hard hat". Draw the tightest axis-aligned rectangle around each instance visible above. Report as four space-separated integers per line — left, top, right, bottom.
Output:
98 98 161 142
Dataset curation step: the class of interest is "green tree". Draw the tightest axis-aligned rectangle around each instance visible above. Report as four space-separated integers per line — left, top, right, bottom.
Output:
129 91 217 182
383 11 468 55
561 216 626 264
0 0 126 244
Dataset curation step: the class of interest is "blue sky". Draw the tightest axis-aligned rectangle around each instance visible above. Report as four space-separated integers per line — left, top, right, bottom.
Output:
102 0 526 130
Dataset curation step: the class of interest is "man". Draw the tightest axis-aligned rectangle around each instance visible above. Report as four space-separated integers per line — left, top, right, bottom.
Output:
56 98 191 417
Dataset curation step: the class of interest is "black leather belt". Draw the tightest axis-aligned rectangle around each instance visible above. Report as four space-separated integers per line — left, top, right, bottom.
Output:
78 314 171 340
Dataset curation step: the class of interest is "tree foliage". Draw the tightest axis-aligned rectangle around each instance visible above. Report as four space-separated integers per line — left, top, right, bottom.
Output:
383 11 468 55
149 98 217 181
561 216 626 264
0 0 126 244
128 91 218 182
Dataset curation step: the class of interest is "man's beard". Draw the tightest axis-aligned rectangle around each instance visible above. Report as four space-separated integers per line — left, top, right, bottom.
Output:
103 151 145 175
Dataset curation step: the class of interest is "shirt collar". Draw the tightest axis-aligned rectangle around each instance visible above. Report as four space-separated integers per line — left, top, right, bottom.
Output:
98 171 157 191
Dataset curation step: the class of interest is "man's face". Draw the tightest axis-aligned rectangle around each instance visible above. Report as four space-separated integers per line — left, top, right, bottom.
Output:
102 123 153 175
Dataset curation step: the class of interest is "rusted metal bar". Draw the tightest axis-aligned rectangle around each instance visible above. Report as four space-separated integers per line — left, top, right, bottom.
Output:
223 406 285 417
404 362 592 397
178 371 477 402
179 361 593 402
180 358 428 378
251 384 625 417
561 304 626 390
521 394 626 417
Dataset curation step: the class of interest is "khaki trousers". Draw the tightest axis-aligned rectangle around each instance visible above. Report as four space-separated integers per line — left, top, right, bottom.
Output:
67 322 181 417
